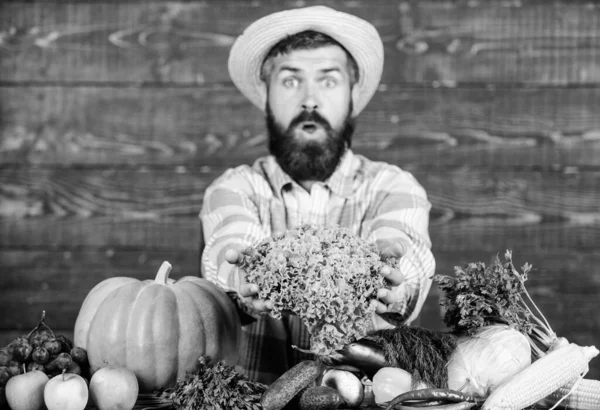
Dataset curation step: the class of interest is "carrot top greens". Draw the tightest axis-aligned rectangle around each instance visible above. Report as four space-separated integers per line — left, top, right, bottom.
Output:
240 225 398 357
435 250 558 360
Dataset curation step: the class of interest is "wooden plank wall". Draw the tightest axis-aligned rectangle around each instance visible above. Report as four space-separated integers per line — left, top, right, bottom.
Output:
1 0 599 378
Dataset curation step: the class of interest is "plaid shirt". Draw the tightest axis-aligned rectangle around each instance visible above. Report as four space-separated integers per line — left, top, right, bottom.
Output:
199 149 435 383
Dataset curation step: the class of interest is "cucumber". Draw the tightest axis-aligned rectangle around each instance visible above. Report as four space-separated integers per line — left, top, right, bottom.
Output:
261 360 324 410
299 386 343 410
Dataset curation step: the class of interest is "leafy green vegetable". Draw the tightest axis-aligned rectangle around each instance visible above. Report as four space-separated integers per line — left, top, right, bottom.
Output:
240 225 398 357
434 250 558 360
163 355 267 410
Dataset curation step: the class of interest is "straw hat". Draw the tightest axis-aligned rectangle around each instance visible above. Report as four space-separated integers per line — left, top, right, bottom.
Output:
228 5 384 117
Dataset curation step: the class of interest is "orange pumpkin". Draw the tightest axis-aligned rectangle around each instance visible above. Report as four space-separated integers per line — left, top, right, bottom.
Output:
74 261 241 392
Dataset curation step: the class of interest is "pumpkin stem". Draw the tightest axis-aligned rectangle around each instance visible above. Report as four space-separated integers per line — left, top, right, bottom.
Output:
155 261 172 284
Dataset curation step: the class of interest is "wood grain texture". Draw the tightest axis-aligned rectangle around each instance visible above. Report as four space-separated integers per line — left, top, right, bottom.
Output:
396 0 600 85
0 249 199 331
2 0 600 84
2 85 600 168
1 168 599 250
3 215 599 252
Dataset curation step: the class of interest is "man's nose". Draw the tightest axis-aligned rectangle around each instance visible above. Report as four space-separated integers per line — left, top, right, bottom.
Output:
301 83 318 111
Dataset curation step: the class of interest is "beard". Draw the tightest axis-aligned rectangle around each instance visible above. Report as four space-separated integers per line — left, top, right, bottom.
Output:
266 102 355 182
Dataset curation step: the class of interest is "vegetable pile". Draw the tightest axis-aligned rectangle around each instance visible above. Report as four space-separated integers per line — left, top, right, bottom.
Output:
240 225 398 356
0 311 90 393
0 311 97 410
435 250 600 410
435 249 559 359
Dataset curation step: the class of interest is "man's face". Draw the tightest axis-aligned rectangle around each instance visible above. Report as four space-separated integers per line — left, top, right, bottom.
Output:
264 45 356 182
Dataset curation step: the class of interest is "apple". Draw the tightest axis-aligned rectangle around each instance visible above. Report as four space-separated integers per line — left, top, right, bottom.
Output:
44 371 88 410
89 366 138 410
5 369 49 410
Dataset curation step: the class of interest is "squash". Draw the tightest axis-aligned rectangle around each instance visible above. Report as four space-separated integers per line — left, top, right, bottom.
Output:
73 261 241 392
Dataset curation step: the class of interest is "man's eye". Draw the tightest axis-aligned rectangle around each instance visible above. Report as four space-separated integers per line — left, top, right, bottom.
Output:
322 78 337 88
283 78 298 88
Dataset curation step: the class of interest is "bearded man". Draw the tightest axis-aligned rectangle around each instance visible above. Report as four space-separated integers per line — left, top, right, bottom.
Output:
199 6 435 384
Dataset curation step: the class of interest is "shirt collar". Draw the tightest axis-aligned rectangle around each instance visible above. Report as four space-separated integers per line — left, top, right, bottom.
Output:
267 149 359 199
269 158 294 196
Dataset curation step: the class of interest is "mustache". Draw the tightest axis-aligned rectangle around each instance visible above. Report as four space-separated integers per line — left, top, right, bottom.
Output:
288 110 332 132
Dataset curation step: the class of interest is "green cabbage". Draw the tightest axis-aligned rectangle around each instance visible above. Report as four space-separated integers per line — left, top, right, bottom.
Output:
447 324 532 398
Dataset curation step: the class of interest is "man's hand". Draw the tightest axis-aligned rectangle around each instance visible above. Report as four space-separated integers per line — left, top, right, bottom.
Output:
225 249 273 316
371 240 405 315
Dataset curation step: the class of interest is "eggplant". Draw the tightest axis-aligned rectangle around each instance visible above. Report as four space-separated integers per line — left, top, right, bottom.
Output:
323 338 390 377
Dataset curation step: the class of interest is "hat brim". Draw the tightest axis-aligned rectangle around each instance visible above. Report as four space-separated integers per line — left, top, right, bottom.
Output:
228 6 384 117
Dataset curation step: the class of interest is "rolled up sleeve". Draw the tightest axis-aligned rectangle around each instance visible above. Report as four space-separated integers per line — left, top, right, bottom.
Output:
199 167 269 292
367 169 435 324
